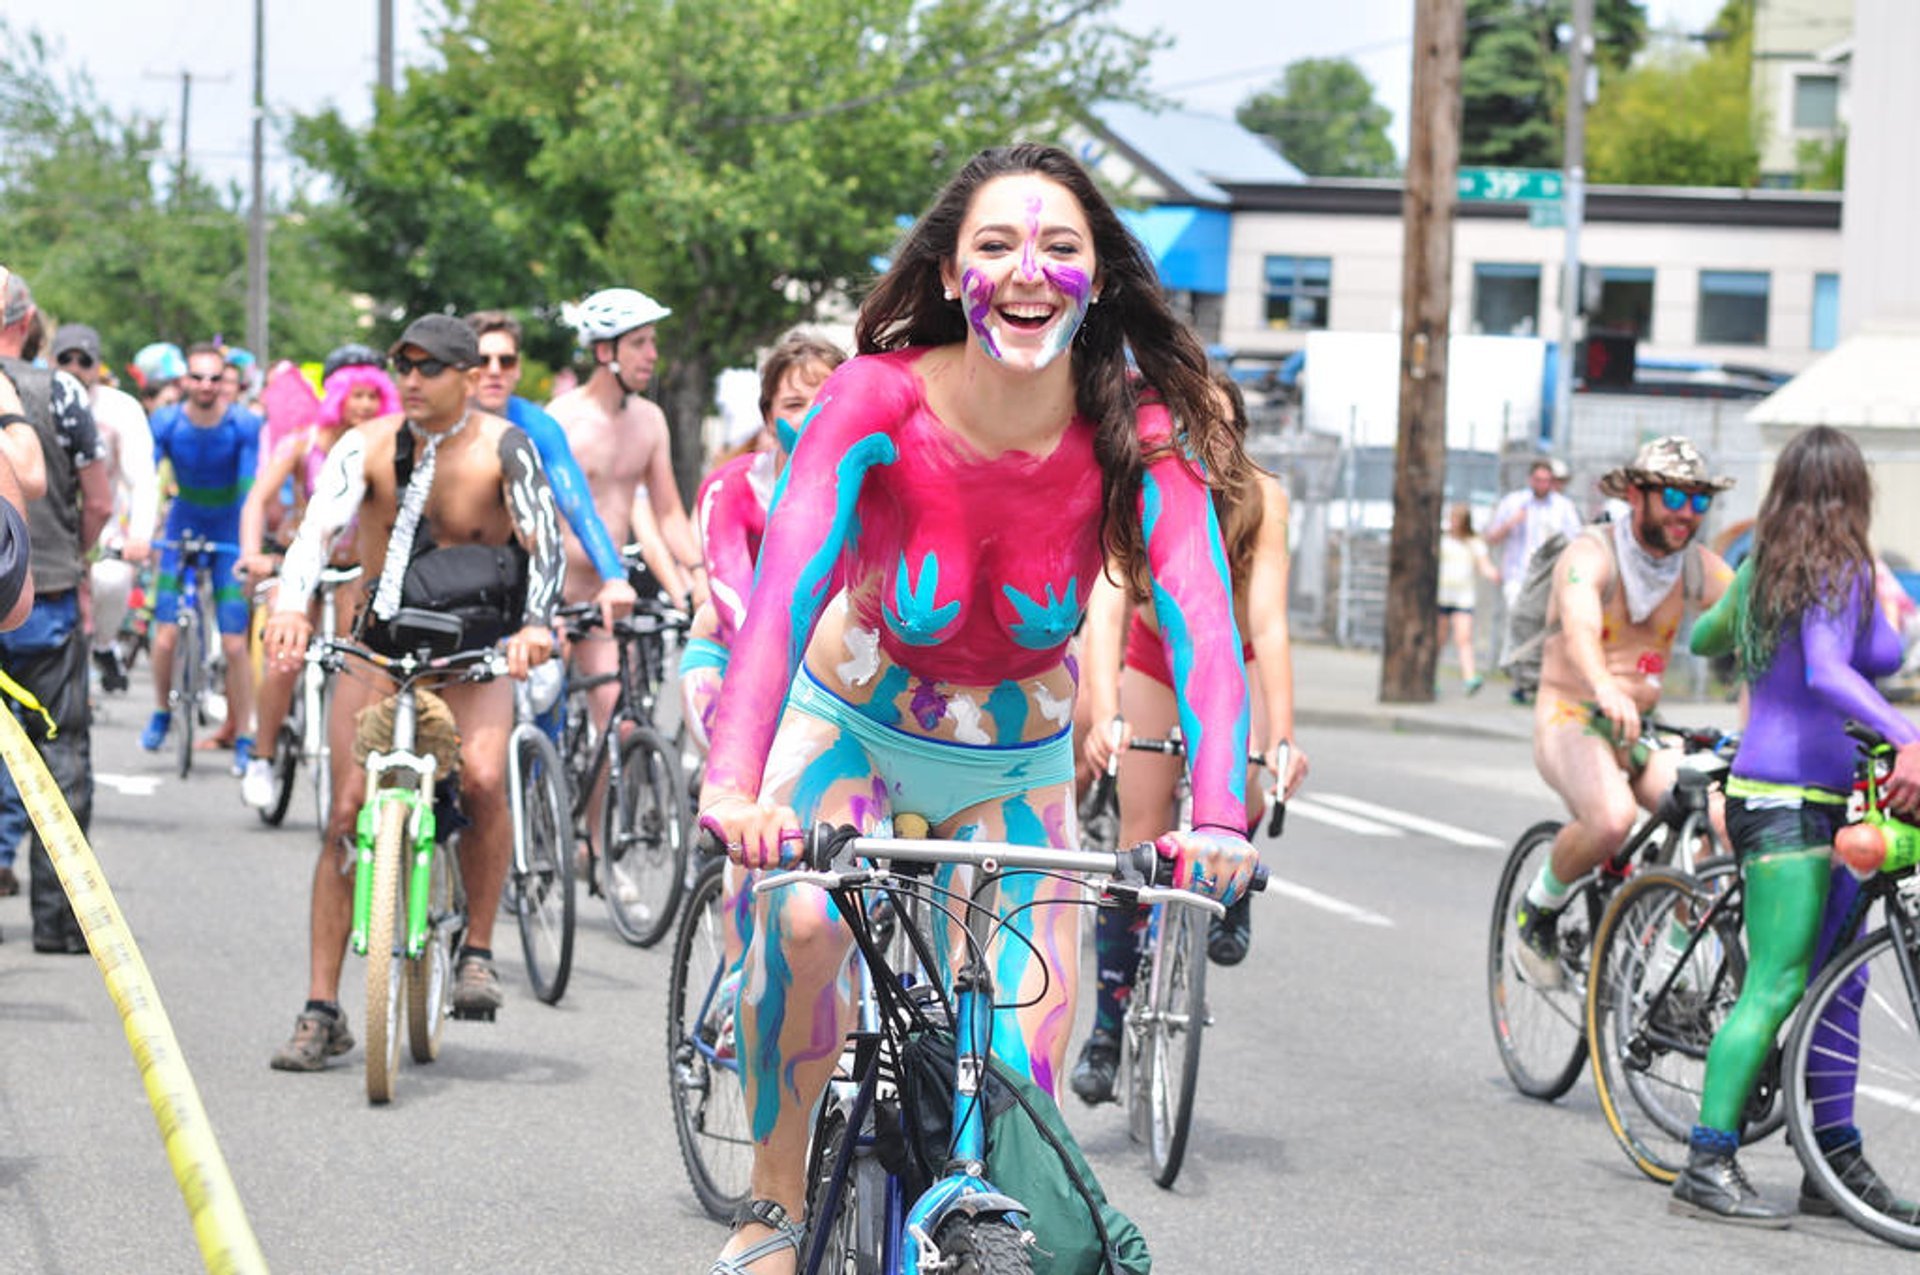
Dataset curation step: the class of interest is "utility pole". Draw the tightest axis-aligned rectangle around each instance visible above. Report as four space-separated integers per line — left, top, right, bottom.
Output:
1552 0 1594 455
143 68 231 205
1379 0 1465 703
377 0 396 95
246 0 268 366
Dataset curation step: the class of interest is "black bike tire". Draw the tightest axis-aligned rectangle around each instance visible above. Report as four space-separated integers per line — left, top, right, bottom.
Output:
666 858 753 1221
175 617 198 779
1147 904 1207 1188
600 725 689 948
1486 819 1590 1099
804 1106 887 1275
260 702 300 826
930 1213 1034 1275
1784 923 1920 1250
407 823 456 1062
364 799 408 1104
511 726 576 1005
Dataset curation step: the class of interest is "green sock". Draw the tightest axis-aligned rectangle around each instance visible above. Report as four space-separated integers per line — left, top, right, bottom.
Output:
1525 861 1571 912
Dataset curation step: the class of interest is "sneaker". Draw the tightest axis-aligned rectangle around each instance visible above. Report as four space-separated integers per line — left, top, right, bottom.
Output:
231 736 254 779
451 954 505 1017
140 710 172 752
1670 1147 1791 1228
1208 893 1253 966
1512 901 1564 990
240 758 276 809
1464 675 1485 697
1800 1139 1920 1222
92 648 128 693
1069 1029 1121 1106
270 1009 355 1071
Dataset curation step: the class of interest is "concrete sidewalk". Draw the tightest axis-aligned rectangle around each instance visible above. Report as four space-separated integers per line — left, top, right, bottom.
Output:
1288 640 1744 743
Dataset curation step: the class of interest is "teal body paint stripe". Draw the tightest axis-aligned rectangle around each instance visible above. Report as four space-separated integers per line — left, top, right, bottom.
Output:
984 796 1051 1082
866 665 912 728
779 432 898 667
985 680 1028 742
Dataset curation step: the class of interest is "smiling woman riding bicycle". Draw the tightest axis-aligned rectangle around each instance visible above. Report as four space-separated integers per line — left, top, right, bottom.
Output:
696 143 1257 1274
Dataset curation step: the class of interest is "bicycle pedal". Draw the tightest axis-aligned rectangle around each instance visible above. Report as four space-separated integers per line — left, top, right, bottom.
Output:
450 1005 498 1022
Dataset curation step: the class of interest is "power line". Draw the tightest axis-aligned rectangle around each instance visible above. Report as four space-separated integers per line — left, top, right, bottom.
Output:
1156 35 1414 96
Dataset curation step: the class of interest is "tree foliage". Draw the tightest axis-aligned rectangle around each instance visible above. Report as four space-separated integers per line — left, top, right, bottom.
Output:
290 0 1156 496
0 22 360 375
1585 4 1759 187
1235 58 1396 178
1461 0 1648 168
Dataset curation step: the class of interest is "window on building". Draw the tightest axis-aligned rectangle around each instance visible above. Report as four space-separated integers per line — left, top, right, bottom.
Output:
1811 272 1840 352
1263 255 1332 330
1794 74 1841 130
1472 263 1541 336
1583 265 1655 339
1697 270 1770 346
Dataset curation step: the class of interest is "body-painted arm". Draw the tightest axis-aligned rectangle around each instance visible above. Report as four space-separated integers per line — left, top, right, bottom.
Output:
1689 557 1749 659
1803 577 1920 747
703 357 906 801
1244 474 1301 786
274 430 367 614
696 459 759 647
1137 404 1249 832
510 397 624 583
498 425 565 627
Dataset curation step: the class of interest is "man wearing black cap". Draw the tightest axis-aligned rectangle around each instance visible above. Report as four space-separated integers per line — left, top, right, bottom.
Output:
260 312 565 1067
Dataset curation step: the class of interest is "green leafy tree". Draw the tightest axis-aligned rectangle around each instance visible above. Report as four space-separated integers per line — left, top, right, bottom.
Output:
0 23 360 375
1585 4 1759 187
1235 58 1397 177
1461 0 1649 168
1795 135 1845 191
291 0 1156 498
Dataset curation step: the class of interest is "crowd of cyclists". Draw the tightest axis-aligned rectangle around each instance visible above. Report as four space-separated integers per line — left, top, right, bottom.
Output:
5 139 1920 1268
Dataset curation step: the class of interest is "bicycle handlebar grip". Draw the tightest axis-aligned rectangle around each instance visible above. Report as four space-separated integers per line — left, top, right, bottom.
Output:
1845 719 1889 749
1267 800 1287 839
1122 841 1269 894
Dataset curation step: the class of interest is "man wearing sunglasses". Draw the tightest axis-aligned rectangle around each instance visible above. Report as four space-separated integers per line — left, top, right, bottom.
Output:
261 313 563 1063
1512 436 1736 988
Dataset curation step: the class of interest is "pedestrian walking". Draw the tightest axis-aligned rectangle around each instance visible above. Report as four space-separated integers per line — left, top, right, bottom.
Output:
1438 502 1498 694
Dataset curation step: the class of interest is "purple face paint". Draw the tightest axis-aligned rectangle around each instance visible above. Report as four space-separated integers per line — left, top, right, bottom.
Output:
1033 263 1092 370
961 264 1002 360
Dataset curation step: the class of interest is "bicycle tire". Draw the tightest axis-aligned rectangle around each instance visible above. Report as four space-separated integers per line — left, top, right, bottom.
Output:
259 701 300 827
1784 922 1920 1249
930 1213 1034 1275
364 799 409 1104
804 1105 888 1275
601 725 688 947
1586 862 1742 1182
311 671 333 836
1487 819 1593 1099
510 725 575 1005
407 827 457 1063
1142 904 1207 1187
175 617 198 779
667 858 753 1221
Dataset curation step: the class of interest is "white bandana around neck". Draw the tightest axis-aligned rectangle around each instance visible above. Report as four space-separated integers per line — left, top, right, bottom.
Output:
1610 512 1685 624
372 411 470 621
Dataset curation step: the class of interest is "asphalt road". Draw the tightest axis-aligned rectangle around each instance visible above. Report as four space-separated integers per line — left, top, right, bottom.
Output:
0 686 1904 1273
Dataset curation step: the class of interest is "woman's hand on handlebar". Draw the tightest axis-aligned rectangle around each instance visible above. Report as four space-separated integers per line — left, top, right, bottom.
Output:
1267 739 1308 801
263 611 313 672
1083 715 1128 777
1155 825 1257 904
699 791 801 870
505 624 554 681
1886 740 1920 818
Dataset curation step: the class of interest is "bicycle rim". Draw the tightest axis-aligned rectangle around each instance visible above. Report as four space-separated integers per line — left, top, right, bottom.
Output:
312 677 333 837
601 727 688 947
1148 905 1207 1187
1487 820 1590 1099
365 800 409 1104
512 728 575 1005
667 862 753 1220
407 829 456 1063
1785 923 1920 1249
175 620 197 778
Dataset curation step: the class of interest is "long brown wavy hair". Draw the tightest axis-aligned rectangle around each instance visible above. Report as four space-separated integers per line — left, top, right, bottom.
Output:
856 143 1246 599
1209 371 1267 598
1738 425 1876 676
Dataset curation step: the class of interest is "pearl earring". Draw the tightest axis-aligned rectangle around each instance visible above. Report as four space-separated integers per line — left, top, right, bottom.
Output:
942 287 956 301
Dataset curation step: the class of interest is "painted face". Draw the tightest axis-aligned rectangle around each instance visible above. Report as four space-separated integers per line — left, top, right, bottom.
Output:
944 174 1096 373
765 363 830 462
474 330 522 412
343 384 384 427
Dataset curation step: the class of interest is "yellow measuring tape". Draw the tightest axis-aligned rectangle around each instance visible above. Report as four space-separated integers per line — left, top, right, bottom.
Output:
0 708 269 1274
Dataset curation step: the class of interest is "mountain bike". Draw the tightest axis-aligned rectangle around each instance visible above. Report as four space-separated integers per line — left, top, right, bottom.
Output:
507 649 573 1007
318 610 504 1104
258 564 361 829
1486 714 1735 1100
157 533 234 778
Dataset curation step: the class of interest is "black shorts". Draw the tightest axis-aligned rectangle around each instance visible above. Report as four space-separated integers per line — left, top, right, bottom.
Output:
1725 793 1846 862
1437 604 1472 617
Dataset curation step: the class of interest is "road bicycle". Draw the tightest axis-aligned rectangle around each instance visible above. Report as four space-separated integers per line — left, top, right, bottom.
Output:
257 564 361 829
318 610 504 1104
1486 713 1735 1100
1076 726 1286 1187
666 848 755 1222
155 533 234 779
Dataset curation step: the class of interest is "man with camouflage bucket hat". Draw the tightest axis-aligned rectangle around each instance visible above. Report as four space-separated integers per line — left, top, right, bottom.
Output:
1508 435 1736 990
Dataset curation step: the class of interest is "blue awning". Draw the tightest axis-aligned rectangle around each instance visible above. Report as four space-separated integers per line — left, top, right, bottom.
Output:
1118 206 1230 295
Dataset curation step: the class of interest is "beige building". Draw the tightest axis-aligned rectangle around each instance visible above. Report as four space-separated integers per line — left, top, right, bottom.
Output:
1752 0 1854 186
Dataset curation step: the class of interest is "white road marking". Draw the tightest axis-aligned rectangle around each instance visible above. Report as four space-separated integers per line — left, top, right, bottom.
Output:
1265 875 1395 928
1308 793 1505 848
1286 798 1400 836
95 772 163 797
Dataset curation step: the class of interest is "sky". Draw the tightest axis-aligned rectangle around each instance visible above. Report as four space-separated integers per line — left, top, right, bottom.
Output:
7 0 1730 199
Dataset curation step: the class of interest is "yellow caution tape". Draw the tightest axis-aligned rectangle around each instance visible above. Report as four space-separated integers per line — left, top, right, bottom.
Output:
0 708 269 1274
0 664 56 738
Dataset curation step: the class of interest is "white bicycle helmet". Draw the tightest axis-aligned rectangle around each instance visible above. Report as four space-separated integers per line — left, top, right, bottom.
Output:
570 287 672 343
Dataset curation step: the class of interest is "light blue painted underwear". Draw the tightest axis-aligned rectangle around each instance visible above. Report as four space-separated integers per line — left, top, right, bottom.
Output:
787 666 1073 823
679 636 731 676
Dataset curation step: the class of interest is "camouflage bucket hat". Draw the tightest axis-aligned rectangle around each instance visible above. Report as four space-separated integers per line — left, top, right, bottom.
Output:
1599 435 1734 498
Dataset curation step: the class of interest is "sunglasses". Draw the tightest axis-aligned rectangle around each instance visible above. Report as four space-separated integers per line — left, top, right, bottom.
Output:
56 351 95 370
390 354 458 378
481 352 519 371
184 371 223 384
1651 485 1712 515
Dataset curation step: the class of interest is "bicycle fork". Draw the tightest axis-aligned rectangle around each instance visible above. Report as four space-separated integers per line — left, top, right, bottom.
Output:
349 754 440 959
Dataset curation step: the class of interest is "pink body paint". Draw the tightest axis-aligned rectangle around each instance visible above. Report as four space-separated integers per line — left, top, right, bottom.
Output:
695 453 769 646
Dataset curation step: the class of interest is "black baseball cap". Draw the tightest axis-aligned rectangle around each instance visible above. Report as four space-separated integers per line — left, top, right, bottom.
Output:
52 323 101 362
388 314 479 369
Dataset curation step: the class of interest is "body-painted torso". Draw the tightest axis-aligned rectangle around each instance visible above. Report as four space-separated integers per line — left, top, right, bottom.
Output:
696 449 775 647
152 403 260 532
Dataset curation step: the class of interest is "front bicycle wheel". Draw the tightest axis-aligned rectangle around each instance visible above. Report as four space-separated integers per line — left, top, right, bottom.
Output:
1487 819 1593 1099
311 671 333 836
601 724 688 947
929 1214 1033 1275
1785 922 1920 1249
259 694 301 827
510 725 575 1004
1586 862 1741 1182
667 858 753 1220
175 617 199 779
364 799 409 1104
804 1105 888 1275
407 829 459 1063
1138 904 1207 1188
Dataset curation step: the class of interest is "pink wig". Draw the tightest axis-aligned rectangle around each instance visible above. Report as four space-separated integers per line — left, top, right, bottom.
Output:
319 364 400 427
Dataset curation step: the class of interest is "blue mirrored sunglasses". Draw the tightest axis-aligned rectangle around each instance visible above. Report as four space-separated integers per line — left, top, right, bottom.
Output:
1655 485 1712 515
